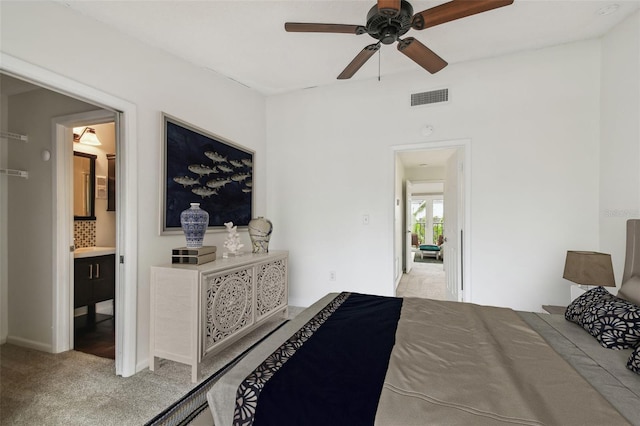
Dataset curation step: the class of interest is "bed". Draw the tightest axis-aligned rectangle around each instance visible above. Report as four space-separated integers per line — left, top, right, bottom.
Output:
207 291 639 425
205 221 640 425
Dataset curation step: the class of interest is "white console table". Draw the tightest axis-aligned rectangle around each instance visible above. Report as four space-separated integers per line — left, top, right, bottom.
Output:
149 250 288 382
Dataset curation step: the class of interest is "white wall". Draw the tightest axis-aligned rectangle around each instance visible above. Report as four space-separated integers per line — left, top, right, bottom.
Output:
1 1 266 367
1 90 8 343
267 39 602 311
599 10 640 283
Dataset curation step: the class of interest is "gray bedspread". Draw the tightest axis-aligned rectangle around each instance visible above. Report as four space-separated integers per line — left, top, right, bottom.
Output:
376 298 629 425
207 294 638 425
519 311 640 425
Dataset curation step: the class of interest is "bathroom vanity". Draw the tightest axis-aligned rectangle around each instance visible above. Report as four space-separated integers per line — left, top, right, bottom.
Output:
74 247 116 322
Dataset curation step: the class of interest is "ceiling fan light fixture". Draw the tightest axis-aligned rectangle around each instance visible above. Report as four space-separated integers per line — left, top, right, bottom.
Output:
380 26 399 44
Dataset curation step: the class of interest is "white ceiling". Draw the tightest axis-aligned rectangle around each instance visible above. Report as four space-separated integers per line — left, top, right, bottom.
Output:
55 0 640 96
397 148 455 168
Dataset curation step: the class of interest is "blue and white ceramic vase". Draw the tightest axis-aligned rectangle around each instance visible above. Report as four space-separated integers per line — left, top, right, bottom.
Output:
180 203 209 248
248 216 273 253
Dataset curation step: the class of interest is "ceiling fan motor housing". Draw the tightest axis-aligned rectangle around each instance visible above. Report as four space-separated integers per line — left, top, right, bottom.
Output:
366 0 414 44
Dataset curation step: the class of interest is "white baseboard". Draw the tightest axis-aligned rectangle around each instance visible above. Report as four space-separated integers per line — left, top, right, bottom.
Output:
136 358 149 374
6 335 53 353
395 274 402 291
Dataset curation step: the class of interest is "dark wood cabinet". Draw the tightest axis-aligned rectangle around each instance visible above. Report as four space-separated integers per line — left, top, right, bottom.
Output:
74 259 92 308
74 254 115 312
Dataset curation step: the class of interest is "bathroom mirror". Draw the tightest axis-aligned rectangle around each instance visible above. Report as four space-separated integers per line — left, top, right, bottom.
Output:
74 151 97 220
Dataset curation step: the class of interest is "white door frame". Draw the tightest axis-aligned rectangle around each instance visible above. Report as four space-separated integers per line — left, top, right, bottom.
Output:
405 180 414 274
392 139 472 302
53 110 116 349
1 53 138 377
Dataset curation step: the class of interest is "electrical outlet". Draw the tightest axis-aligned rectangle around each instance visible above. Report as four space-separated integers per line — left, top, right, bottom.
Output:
329 271 336 281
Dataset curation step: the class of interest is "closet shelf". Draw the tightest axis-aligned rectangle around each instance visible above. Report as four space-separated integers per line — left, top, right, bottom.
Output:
0 168 29 179
0 131 28 142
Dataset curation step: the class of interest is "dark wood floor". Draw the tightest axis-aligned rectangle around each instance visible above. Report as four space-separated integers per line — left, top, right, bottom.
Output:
74 313 115 359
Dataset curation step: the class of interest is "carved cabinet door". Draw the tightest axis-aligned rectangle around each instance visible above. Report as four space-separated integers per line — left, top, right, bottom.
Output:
202 266 254 356
255 258 288 321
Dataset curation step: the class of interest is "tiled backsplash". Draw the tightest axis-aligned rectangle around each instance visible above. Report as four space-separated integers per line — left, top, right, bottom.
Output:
74 220 96 248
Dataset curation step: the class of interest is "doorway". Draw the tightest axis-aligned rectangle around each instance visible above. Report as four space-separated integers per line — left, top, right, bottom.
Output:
398 185 447 299
70 119 117 359
54 110 120 363
1 53 138 377
393 140 471 302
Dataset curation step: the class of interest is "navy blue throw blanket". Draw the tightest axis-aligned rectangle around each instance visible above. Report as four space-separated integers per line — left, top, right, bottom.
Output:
233 292 403 426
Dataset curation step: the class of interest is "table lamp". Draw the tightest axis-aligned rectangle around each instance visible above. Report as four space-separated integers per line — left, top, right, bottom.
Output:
563 251 615 290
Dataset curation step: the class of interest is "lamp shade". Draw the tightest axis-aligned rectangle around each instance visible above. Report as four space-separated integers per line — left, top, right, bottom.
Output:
73 127 101 146
79 128 101 146
563 251 615 287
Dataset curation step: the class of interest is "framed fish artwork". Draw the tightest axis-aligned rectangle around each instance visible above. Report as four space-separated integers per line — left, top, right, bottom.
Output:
161 113 254 234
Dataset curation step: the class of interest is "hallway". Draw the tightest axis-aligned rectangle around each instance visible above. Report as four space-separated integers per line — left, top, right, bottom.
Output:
396 261 446 300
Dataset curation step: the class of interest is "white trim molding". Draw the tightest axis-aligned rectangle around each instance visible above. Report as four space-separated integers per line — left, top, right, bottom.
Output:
52 109 116 355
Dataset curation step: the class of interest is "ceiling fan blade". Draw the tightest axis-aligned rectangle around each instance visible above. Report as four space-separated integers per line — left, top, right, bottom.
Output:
284 22 366 35
412 0 514 30
337 43 381 80
378 0 401 16
397 38 448 74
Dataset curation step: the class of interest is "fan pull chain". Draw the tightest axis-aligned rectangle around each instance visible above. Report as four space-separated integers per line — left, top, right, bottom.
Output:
378 48 381 81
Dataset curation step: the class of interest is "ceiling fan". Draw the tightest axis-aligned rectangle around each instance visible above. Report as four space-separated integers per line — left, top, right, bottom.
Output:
284 0 514 79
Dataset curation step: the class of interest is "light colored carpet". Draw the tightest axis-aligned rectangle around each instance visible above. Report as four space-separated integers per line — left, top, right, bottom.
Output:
396 261 447 300
1 308 304 426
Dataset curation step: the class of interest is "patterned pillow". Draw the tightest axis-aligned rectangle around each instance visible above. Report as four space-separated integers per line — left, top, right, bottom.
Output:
628 346 640 374
565 286 614 324
580 297 640 349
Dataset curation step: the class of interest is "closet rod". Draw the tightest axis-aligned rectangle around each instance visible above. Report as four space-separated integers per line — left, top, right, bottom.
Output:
0 168 29 179
0 131 28 142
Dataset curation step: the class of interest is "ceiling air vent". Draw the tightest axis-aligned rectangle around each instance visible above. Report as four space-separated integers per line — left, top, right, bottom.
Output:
411 88 449 107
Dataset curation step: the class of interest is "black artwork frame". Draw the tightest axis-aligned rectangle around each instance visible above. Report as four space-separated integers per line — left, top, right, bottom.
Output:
161 114 254 234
